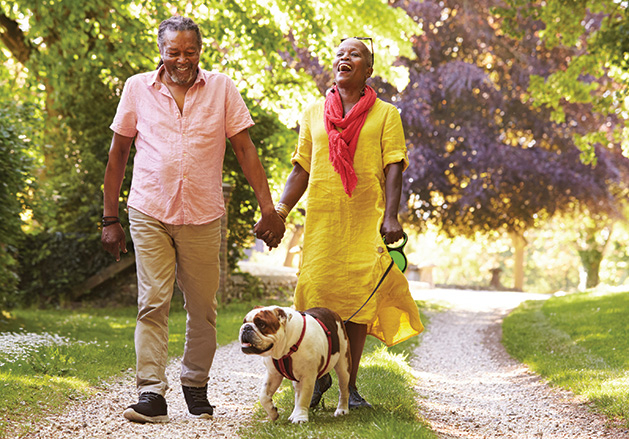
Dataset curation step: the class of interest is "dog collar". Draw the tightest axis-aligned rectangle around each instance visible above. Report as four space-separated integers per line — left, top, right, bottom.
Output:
272 312 333 382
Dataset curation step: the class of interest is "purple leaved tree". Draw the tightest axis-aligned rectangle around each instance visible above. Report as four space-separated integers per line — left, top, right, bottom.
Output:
380 0 629 290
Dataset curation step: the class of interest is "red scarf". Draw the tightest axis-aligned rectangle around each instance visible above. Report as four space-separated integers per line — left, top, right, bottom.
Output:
324 85 377 197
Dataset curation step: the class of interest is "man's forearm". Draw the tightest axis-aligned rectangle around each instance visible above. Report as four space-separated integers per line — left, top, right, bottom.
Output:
230 129 276 214
241 157 276 215
103 133 133 216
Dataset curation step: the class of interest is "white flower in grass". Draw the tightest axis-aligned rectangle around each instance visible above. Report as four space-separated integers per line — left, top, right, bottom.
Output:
0 331 75 360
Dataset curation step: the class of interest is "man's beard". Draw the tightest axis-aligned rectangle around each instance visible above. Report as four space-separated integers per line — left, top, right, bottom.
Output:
167 65 196 85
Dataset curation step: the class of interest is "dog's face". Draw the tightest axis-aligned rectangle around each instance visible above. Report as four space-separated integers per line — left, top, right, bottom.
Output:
239 306 288 355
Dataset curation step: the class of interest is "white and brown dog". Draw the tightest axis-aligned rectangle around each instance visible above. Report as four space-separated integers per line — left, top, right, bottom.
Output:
239 305 351 423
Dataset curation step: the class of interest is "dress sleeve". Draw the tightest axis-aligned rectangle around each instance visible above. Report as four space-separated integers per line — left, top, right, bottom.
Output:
110 76 139 138
291 104 314 174
381 104 408 172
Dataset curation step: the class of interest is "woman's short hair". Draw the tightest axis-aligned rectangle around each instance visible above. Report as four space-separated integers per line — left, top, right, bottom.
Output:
157 16 202 50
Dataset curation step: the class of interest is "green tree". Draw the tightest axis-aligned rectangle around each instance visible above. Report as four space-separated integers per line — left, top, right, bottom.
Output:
497 0 629 163
496 0 629 288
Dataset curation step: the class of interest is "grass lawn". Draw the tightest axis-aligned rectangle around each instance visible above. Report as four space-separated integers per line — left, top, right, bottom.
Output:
502 287 629 426
0 298 437 438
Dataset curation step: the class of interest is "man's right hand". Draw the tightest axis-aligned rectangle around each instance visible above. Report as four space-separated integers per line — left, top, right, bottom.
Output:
254 211 285 249
101 223 128 261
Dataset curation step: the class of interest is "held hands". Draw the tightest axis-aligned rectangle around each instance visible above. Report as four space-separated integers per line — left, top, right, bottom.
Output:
381 216 404 245
101 223 127 262
254 210 286 249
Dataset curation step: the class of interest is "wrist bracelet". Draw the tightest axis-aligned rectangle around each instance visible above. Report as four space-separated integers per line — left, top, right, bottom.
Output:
275 202 290 222
102 216 120 227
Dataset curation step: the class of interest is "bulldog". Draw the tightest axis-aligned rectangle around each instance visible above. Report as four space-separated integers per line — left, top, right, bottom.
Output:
239 305 351 423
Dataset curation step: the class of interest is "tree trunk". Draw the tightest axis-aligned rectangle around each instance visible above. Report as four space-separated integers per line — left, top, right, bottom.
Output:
578 249 603 289
0 13 33 64
576 218 613 290
510 231 526 291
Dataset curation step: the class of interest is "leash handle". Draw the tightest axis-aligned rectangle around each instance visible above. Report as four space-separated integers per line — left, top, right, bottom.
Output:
344 259 395 324
384 232 408 273
384 231 408 251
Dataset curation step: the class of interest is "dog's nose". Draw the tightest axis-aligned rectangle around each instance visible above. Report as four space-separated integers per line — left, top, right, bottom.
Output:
241 324 254 334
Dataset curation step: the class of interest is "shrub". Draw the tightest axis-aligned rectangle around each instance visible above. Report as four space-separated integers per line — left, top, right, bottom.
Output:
16 232 112 306
0 103 38 309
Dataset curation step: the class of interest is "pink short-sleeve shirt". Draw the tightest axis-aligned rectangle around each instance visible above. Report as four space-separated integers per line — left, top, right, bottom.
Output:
110 67 254 225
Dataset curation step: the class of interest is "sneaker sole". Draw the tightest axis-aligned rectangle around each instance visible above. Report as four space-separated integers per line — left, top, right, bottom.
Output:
349 402 373 409
123 408 169 424
188 412 213 420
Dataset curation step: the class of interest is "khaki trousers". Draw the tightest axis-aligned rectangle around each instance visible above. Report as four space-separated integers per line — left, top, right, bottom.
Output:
129 207 220 396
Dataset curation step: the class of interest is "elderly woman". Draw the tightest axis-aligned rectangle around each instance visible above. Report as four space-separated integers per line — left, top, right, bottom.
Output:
269 37 424 408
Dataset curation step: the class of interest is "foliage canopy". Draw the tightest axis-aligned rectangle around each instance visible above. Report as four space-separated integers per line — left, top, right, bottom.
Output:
1 0 628 303
0 0 417 304
497 0 629 162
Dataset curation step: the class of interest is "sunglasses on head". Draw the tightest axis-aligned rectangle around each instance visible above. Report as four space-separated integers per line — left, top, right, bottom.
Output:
340 37 374 67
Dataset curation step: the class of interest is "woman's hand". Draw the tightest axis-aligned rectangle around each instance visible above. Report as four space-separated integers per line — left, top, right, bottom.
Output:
381 217 404 245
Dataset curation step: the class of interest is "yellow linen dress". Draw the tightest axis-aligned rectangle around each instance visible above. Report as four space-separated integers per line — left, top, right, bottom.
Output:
292 98 424 346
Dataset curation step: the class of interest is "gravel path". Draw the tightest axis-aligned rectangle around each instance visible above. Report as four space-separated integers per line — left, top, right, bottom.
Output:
13 286 629 438
410 287 629 439
22 342 266 438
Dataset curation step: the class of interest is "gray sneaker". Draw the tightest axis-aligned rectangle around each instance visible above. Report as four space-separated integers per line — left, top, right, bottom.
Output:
123 392 169 423
310 373 332 408
348 385 372 409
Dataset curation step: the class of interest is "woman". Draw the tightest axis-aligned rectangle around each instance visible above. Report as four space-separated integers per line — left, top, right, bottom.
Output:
269 37 424 408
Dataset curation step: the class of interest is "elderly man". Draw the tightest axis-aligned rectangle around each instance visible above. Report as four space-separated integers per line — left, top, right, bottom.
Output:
101 16 284 423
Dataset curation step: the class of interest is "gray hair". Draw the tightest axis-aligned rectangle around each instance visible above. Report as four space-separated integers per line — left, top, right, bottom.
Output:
157 16 202 50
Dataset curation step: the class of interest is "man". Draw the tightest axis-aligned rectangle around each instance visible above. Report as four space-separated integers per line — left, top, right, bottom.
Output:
101 16 284 423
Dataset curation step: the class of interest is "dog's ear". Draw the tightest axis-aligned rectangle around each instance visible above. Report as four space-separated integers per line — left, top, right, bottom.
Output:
275 307 287 324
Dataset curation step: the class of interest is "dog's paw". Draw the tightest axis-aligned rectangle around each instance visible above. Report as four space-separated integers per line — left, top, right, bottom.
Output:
288 411 308 424
269 407 279 421
334 407 349 417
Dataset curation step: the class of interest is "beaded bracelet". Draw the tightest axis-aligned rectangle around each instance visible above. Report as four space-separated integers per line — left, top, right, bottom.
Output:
102 216 120 227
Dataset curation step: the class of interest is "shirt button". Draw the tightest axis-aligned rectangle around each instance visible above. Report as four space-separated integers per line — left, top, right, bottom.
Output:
377 246 384 253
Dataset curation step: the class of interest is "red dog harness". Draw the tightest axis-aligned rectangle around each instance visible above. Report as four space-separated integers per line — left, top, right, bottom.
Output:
272 312 333 382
